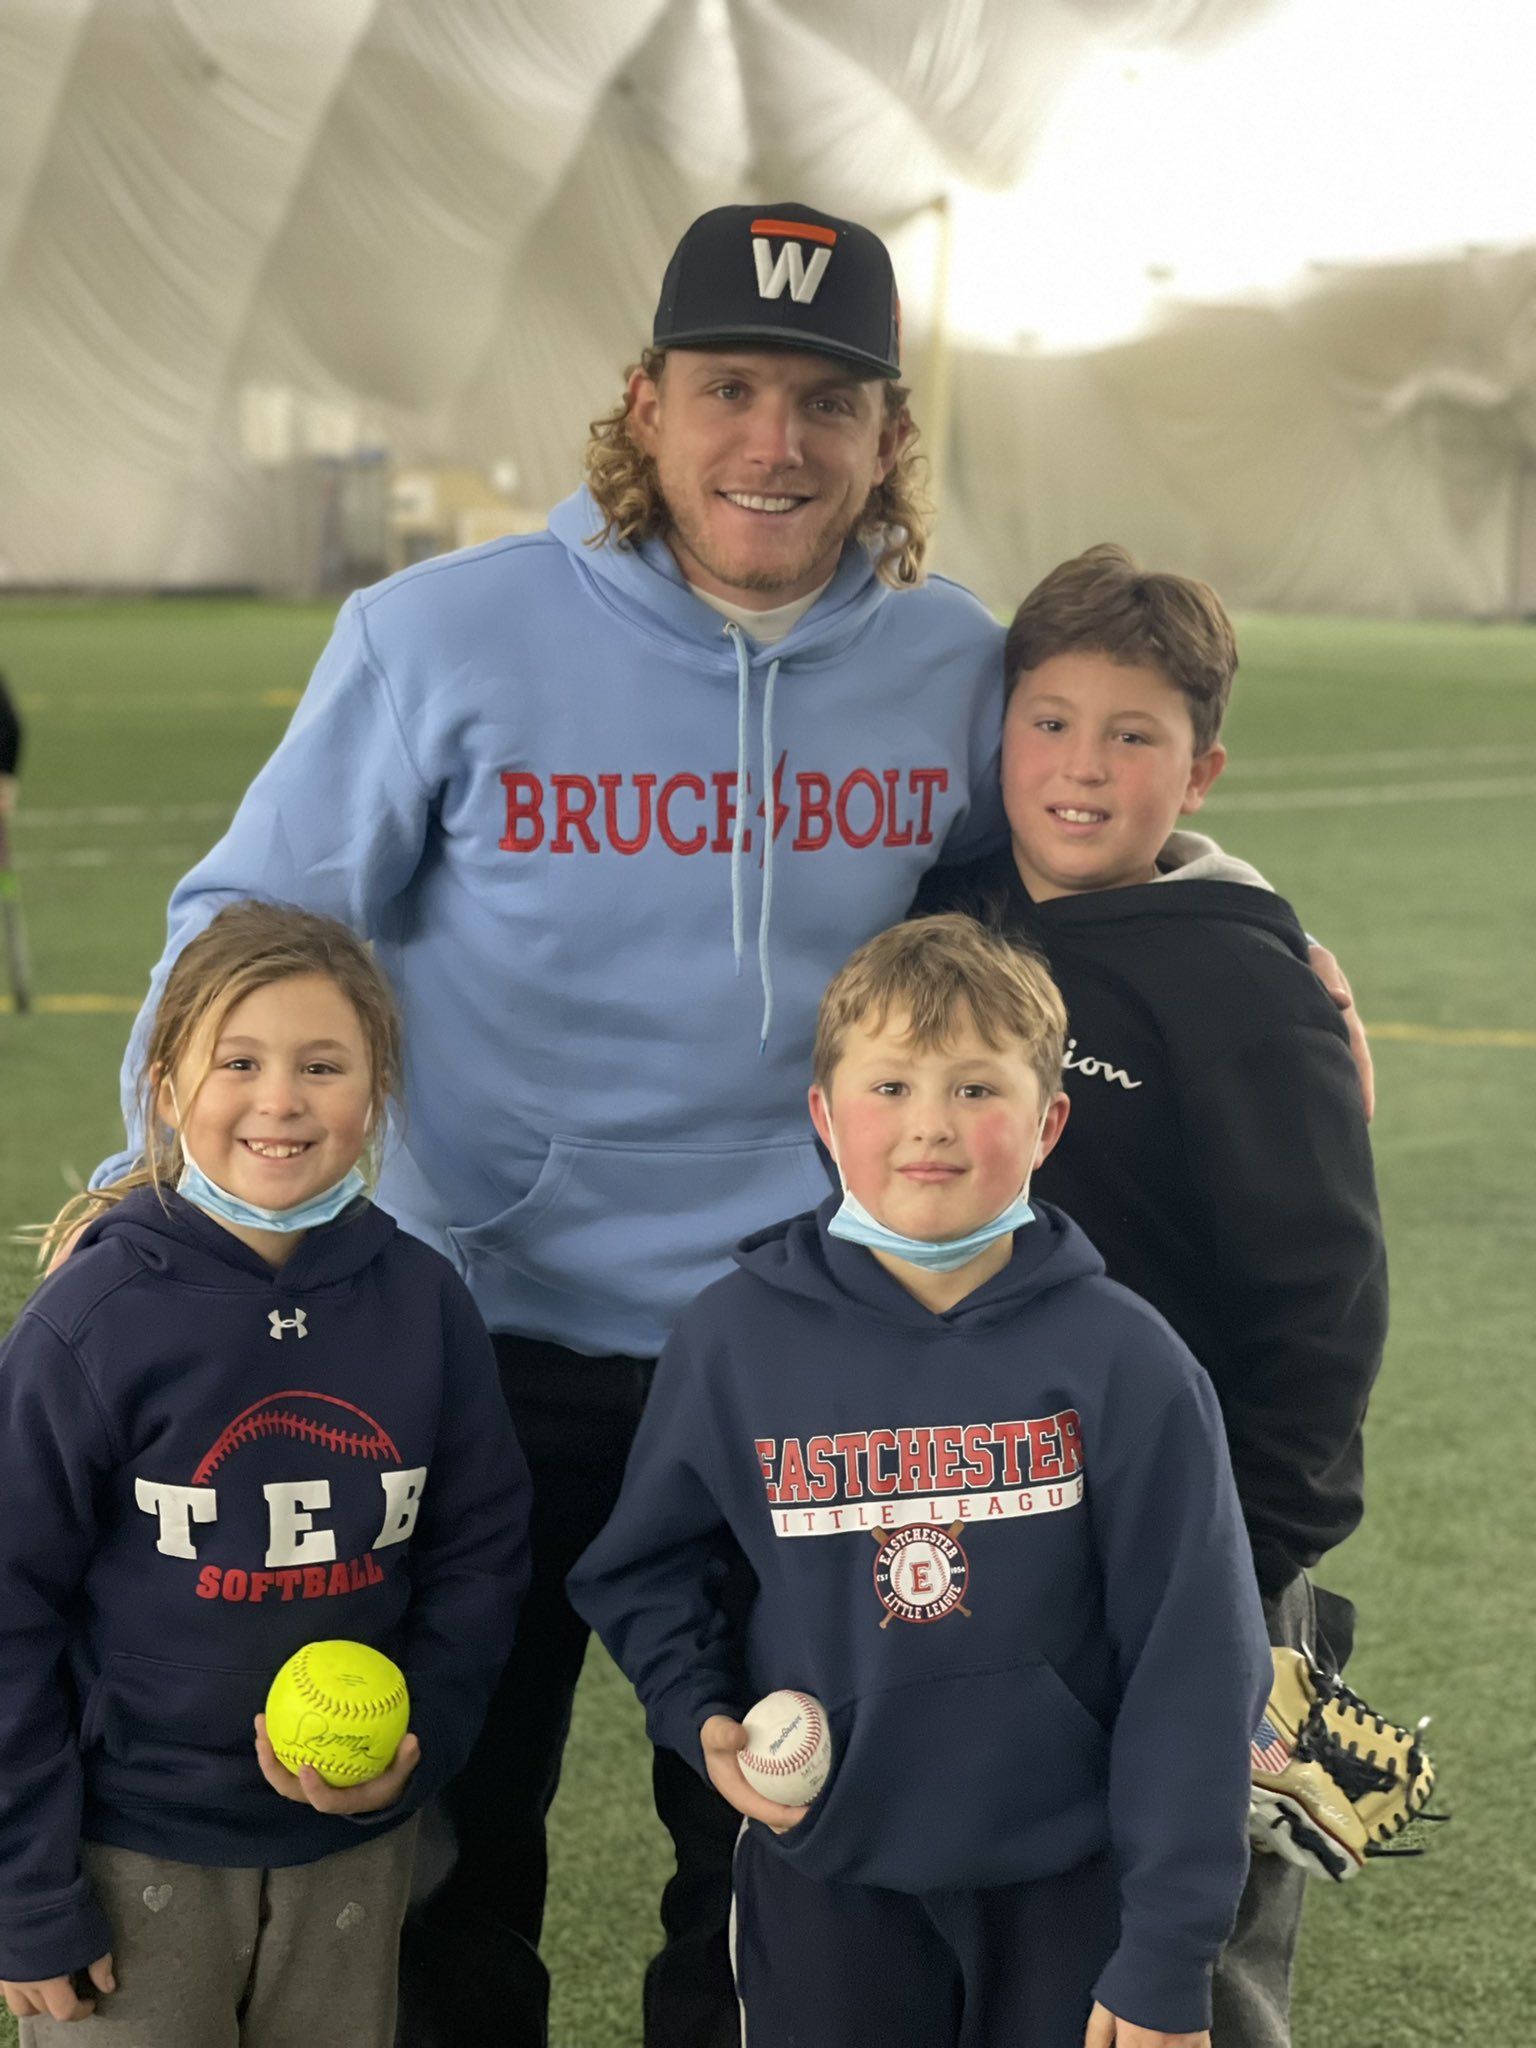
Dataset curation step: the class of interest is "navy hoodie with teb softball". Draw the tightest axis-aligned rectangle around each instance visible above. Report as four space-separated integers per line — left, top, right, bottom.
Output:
0 1187 531 1984
571 1199 1271 2036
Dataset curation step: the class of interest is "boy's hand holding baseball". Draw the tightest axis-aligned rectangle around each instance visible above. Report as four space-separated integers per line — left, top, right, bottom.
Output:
2 1954 115 2022
254 1712 420 1815
1084 2001 1208 2048
700 1714 809 1834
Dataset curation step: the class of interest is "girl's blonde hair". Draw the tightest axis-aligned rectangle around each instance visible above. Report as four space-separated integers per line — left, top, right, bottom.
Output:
583 347 933 589
40 902 401 1261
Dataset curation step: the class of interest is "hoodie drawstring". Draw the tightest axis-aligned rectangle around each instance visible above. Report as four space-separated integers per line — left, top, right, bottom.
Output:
729 626 750 971
758 656 779 1051
725 625 780 1052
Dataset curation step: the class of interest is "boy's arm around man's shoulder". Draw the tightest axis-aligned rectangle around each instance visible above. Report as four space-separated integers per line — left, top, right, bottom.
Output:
1172 951 1388 1600
1086 1321 1271 2036
567 1314 748 1768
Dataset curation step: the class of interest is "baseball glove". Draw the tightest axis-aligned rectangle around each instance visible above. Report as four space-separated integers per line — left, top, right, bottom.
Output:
1248 1645 1440 1881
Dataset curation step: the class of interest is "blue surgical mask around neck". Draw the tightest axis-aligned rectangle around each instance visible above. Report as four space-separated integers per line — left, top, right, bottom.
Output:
177 1149 367 1235
827 1182 1038 1272
170 1082 369 1235
824 1112 1048 1274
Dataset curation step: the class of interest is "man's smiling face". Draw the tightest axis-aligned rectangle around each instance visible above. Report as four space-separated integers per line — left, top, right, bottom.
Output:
627 348 901 607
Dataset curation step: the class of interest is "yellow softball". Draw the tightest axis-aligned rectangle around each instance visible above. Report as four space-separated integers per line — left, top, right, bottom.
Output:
265 1640 410 1788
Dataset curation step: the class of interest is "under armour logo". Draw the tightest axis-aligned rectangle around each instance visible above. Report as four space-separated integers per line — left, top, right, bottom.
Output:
268 1309 308 1341
752 216 836 304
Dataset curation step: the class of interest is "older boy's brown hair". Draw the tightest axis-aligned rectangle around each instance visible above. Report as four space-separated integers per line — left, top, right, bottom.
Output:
813 915 1067 1104
1005 543 1237 753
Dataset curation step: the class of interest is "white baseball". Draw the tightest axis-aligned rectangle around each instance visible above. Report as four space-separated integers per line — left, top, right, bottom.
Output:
739 1689 833 1806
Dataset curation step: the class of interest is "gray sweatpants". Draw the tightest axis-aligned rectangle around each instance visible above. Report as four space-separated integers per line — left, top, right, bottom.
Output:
21 1817 417 2048
1210 1573 1314 2048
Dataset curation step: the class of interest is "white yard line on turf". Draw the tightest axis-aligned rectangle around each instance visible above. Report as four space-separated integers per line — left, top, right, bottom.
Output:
17 802 232 830
13 844 209 868
1205 775 1536 812
1225 744 1536 777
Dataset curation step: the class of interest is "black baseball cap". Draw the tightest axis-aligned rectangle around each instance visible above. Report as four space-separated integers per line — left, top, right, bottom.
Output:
653 202 902 379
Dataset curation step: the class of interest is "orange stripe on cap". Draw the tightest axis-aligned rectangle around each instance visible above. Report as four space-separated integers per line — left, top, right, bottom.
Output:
750 218 838 246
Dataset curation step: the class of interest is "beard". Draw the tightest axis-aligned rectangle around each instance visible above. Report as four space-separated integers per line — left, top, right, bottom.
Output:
657 466 879 600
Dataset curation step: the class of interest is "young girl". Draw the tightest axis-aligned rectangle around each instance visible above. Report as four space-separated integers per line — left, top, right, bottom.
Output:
0 902 531 2044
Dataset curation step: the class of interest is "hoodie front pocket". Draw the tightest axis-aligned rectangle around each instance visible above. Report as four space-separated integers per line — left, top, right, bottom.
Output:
82 1652 271 1803
447 1134 831 1324
774 1659 1109 1894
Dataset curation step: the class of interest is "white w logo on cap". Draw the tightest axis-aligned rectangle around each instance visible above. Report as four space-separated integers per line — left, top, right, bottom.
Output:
753 239 831 303
751 217 837 305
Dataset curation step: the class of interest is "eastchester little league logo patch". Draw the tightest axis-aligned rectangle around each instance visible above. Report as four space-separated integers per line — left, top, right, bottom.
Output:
872 1522 970 1627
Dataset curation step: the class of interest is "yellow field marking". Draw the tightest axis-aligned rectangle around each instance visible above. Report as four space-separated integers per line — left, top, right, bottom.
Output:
4 998 1534 1049
0 994 139 1015
18 693 299 714
1366 1021 1536 1050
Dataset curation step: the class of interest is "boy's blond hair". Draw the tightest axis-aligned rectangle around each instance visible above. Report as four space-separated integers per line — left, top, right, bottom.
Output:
583 347 933 590
813 915 1067 1102
1005 543 1237 753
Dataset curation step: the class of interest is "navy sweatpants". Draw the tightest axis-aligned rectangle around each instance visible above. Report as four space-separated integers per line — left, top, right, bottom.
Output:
731 1828 1120 2048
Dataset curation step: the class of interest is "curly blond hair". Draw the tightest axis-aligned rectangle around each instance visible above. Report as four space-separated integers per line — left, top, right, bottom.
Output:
583 347 932 588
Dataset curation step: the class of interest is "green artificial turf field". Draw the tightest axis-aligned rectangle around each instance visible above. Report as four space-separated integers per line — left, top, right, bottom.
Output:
0 596 1532 2044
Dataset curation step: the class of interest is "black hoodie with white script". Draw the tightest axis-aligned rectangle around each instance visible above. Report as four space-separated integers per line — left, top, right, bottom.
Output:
915 849 1388 1604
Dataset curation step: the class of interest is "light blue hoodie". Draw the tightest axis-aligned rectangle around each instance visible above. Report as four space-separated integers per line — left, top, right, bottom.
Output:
105 489 1005 1354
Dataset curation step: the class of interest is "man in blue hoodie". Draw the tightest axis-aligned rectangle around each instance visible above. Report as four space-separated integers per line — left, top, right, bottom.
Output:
570 914 1272 2048
99 203 1008 2048
96 205 1362 2046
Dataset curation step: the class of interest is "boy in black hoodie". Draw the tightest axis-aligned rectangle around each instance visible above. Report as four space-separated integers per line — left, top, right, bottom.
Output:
571 915 1270 2048
914 546 1389 2046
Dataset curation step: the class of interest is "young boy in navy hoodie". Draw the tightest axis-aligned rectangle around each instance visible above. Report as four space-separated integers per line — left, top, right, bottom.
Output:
913 546 1389 2045
570 915 1271 2048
